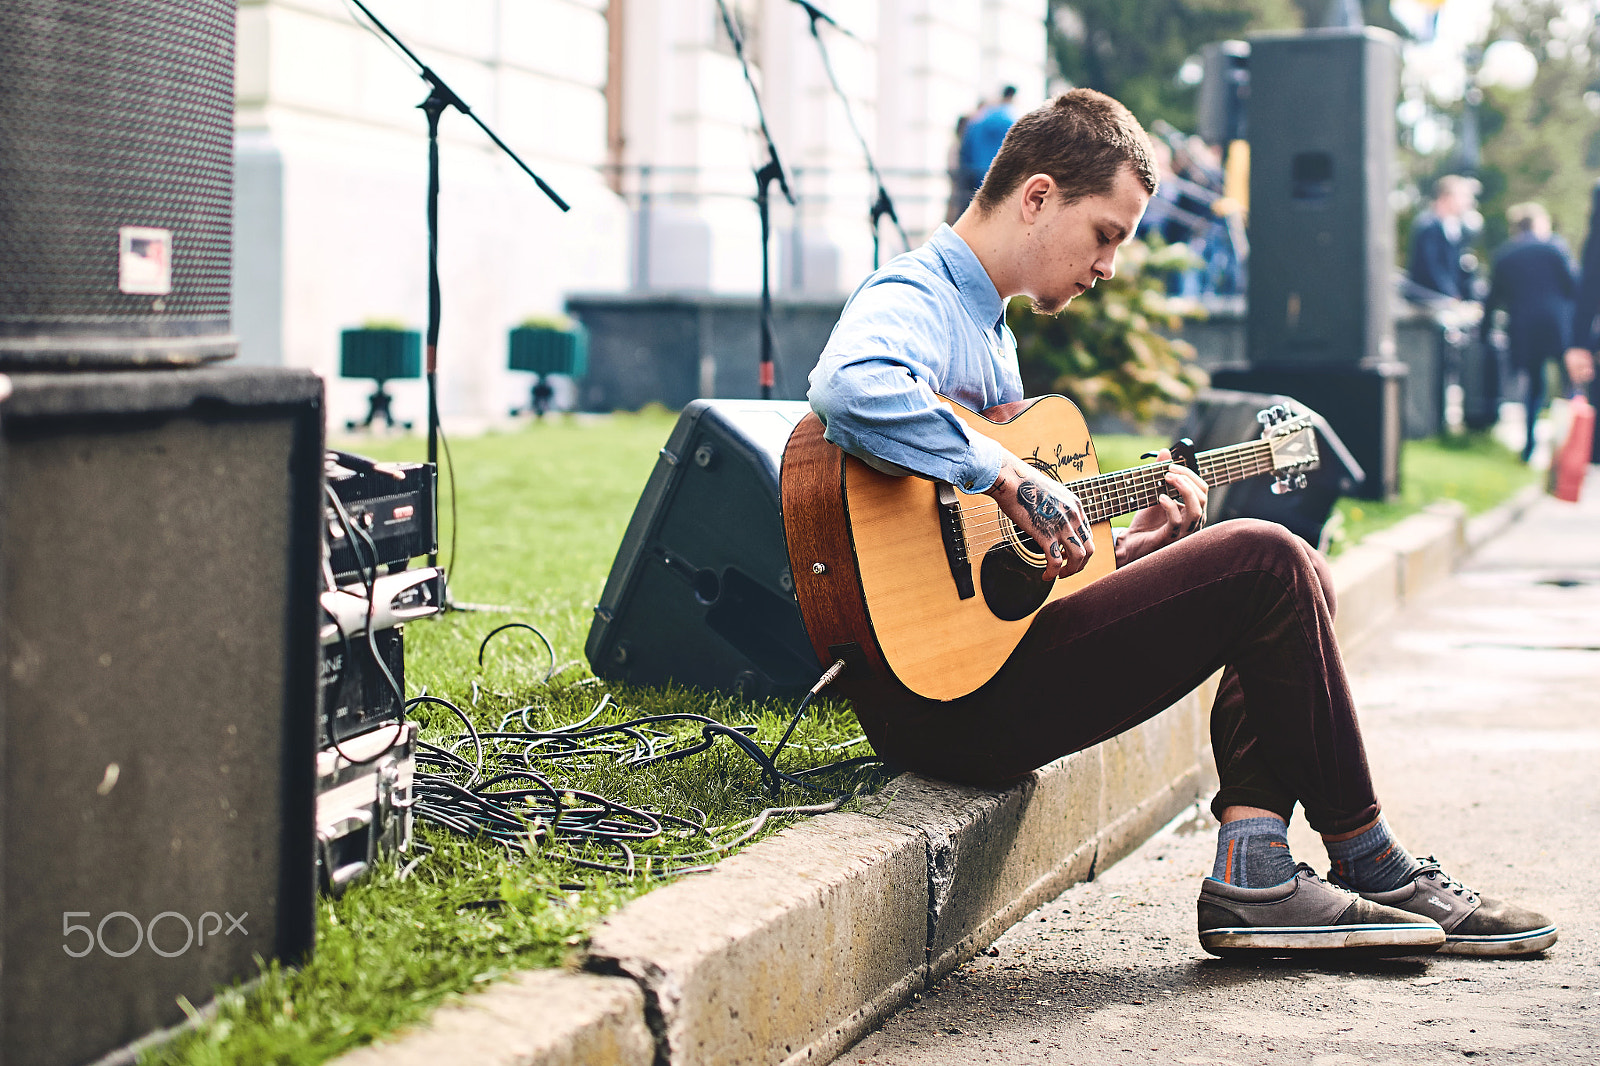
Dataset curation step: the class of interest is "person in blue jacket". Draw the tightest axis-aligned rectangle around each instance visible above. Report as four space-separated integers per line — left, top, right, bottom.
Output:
958 86 1018 191
1482 202 1576 461
1408 175 1479 300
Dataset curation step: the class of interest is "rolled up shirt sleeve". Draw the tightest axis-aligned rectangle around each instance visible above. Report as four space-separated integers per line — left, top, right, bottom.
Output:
808 273 1009 494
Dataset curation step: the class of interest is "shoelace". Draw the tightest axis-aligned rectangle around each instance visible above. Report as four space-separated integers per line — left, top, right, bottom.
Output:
1415 857 1480 905
1294 862 1361 897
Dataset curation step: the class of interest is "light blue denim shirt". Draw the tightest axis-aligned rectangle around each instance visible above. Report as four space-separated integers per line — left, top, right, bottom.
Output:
808 224 1022 493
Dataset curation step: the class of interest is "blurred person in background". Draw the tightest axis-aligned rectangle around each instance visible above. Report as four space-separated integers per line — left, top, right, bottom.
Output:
945 106 980 224
1409 174 1481 301
1481 202 1575 462
958 86 1018 193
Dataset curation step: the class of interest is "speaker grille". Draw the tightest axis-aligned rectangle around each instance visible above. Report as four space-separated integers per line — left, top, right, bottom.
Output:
0 1 236 362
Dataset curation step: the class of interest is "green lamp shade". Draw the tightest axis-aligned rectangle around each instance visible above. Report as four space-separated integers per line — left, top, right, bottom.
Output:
509 326 586 377
340 329 422 381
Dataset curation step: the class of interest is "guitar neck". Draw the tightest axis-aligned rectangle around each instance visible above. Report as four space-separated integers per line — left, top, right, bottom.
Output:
1066 438 1276 524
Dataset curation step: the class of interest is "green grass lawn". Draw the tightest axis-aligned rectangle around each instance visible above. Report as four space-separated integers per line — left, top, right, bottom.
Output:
147 413 1533 1064
1327 431 1538 551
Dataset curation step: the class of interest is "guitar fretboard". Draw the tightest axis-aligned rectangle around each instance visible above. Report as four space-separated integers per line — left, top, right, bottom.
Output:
1064 438 1277 524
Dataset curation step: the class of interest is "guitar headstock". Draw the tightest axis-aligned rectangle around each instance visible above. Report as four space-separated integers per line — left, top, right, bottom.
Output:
1257 404 1320 494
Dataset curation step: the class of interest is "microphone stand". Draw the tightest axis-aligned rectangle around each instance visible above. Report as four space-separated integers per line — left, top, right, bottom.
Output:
789 0 908 268
715 0 795 400
344 0 568 610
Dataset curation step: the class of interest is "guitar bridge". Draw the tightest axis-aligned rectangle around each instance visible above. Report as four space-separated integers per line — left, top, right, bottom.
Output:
936 482 976 600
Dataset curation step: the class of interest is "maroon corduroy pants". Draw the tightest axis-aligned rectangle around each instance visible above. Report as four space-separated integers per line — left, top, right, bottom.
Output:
850 518 1381 836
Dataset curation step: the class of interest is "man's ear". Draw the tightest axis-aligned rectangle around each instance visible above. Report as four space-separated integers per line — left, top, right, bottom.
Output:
1018 174 1055 223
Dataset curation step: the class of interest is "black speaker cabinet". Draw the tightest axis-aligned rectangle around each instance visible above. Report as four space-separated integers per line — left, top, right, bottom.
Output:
1245 28 1399 368
0 0 238 367
1212 364 1404 502
588 400 821 700
0 367 322 1066
1179 388 1365 550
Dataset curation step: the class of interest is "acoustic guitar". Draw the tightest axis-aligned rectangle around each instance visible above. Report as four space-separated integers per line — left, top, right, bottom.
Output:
780 394 1320 701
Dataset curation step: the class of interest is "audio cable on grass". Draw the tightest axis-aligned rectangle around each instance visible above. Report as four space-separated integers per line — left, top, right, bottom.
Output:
405 655 877 880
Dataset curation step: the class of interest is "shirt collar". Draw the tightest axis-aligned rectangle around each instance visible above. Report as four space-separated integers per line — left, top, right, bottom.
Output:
927 224 1006 333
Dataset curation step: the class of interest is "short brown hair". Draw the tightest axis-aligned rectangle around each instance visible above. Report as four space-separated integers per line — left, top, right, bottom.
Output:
973 88 1158 213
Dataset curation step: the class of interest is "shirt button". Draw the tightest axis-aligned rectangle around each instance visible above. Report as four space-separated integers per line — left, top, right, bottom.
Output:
964 479 975 489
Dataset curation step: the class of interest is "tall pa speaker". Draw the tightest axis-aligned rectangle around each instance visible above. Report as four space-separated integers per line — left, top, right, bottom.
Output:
1 367 323 1066
0 0 238 367
1245 28 1399 369
588 400 821 700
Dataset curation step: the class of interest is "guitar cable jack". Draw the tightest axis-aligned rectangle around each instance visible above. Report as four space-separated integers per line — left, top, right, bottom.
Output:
768 659 850 773
810 658 848 697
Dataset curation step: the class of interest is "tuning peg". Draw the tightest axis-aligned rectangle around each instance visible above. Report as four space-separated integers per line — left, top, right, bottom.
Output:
1271 475 1291 495
1294 473 1308 490
1256 409 1273 426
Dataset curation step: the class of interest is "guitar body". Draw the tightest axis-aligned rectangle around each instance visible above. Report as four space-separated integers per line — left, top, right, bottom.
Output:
782 395 1116 702
782 394 1317 703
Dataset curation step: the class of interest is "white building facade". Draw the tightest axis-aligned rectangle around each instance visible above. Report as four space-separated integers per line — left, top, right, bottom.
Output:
233 0 1047 427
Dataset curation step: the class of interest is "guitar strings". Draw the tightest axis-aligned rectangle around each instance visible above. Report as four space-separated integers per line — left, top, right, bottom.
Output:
949 440 1281 549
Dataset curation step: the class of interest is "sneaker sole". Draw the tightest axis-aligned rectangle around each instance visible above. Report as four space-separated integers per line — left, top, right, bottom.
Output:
1200 923 1445 958
1437 925 1558 957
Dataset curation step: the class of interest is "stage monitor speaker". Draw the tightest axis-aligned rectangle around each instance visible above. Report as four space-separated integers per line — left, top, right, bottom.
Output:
1245 28 1399 368
0 367 323 1066
1211 363 1404 501
1179 388 1364 550
0 0 238 367
588 400 821 700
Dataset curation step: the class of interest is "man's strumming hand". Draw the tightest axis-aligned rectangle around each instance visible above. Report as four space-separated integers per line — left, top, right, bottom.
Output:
985 456 1094 581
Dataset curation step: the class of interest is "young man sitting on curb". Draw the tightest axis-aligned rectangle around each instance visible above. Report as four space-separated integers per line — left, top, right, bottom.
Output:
803 88 1556 958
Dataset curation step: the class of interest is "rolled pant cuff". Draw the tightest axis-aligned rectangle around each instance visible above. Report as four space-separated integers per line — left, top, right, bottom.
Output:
1210 786 1295 827
1211 789 1381 839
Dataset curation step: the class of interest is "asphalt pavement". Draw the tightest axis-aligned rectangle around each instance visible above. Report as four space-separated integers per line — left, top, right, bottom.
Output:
834 470 1600 1066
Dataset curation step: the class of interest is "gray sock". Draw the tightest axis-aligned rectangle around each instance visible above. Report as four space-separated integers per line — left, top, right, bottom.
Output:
1211 816 1299 888
1325 816 1422 893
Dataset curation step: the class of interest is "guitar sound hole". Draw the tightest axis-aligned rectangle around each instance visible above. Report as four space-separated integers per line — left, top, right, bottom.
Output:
980 543 1052 621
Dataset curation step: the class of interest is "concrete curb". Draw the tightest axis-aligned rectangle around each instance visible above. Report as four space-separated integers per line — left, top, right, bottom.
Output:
340 492 1537 1066
1463 483 1543 551
334 970 655 1066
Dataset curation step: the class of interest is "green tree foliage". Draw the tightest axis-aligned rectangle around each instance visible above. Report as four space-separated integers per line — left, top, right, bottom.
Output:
1006 241 1209 429
1048 0 1303 130
1471 1 1600 255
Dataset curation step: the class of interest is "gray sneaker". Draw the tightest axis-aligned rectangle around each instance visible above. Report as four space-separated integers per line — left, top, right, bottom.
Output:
1330 858 1558 957
1199 864 1446 958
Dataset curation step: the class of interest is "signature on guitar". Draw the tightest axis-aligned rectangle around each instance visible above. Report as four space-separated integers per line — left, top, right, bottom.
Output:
1027 441 1093 479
